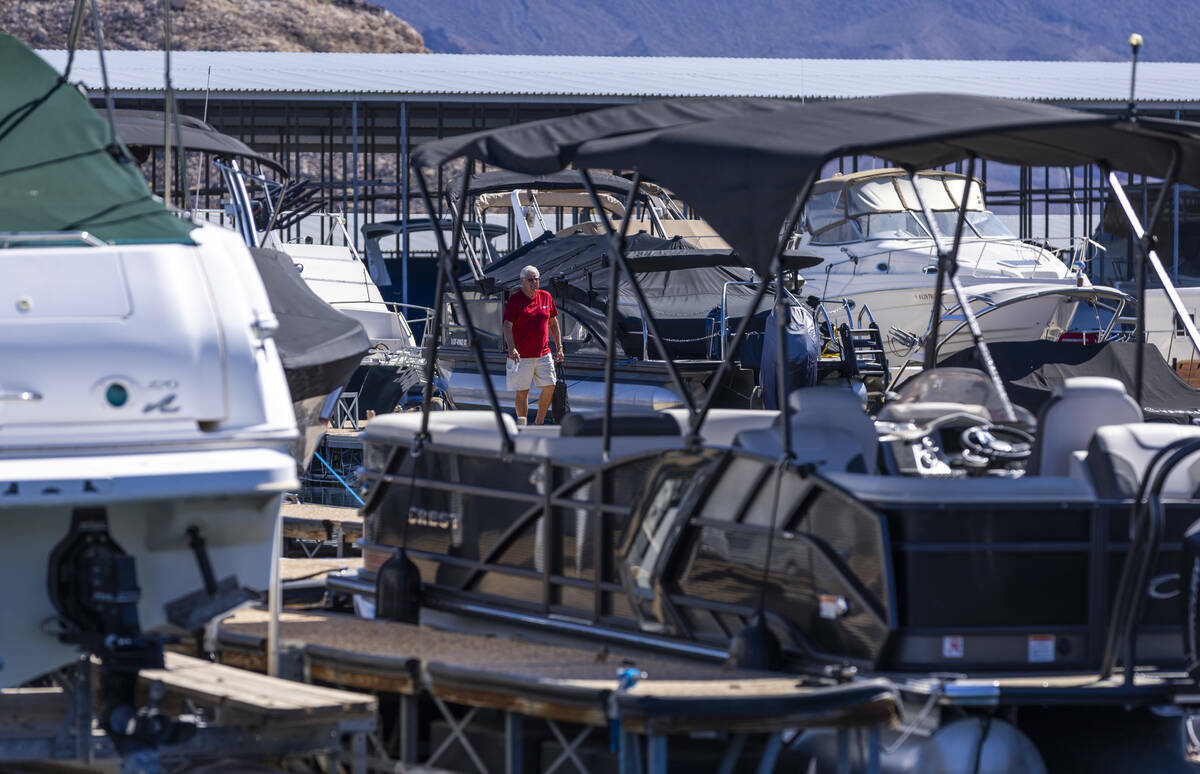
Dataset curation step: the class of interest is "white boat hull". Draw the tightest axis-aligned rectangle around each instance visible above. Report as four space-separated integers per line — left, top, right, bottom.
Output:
0 225 299 687
822 278 1083 362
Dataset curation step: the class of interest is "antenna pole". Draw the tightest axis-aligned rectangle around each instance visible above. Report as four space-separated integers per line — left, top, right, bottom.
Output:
1128 33 1144 118
163 0 173 206
192 66 212 214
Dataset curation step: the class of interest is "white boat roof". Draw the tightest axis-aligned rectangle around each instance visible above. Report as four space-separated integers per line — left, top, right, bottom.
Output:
34 50 1200 105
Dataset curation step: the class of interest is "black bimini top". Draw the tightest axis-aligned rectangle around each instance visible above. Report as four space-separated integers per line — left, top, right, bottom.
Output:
108 109 288 176
413 93 1200 276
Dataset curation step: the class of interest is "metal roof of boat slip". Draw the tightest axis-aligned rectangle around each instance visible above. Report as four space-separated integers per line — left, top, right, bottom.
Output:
33 50 1200 105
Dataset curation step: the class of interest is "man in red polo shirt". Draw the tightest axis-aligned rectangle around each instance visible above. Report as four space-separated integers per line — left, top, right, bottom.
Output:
503 265 564 425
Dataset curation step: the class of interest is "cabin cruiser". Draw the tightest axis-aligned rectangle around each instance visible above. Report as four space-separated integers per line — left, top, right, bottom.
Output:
329 93 1200 770
798 168 1120 362
0 31 297 758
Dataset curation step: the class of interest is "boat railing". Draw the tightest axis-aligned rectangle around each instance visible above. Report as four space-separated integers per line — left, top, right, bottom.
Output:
829 237 1065 280
386 302 437 349
0 231 106 248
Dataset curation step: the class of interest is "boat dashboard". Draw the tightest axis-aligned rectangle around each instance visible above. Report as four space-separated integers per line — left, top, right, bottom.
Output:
874 368 1036 478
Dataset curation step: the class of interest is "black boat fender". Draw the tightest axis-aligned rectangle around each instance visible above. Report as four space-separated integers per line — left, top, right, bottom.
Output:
376 548 422 624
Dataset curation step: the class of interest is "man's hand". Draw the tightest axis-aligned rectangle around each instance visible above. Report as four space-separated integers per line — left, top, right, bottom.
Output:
508 348 520 361
555 349 565 363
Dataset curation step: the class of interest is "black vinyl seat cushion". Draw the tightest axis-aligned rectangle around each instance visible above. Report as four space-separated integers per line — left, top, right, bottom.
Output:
559 411 681 437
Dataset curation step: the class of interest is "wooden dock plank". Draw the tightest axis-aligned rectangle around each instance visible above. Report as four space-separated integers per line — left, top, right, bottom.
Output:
217 608 748 682
281 502 363 543
138 652 375 718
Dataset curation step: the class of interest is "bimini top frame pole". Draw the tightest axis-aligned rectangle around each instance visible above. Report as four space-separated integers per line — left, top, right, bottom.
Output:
576 169 701 456
906 157 1017 423
1105 156 1200 406
413 167 515 454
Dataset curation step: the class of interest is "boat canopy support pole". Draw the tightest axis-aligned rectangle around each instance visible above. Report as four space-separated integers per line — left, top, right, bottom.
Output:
414 179 448 445
415 168 515 453
578 170 699 454
1105 155 1197 407
401 101 409 307
921 156 975 371
691 175 815 443
908 162 1017 423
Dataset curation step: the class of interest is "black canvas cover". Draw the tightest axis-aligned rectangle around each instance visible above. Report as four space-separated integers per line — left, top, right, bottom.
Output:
940 341 1200 421
107 109 288 175
414 94 1200 277
249 247 371 400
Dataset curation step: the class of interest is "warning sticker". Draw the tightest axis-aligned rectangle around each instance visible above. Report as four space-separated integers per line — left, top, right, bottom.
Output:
942 636 964 659
1028 634 1056 663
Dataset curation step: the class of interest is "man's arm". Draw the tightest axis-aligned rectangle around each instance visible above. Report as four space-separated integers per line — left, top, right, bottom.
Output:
503 320 519 360
550 317 563 362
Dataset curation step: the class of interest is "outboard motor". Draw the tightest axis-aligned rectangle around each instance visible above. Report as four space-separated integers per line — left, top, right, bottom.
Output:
760 301 820 410
47 508 194 757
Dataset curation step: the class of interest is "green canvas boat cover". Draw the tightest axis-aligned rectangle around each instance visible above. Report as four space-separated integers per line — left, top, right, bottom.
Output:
0 33 195 244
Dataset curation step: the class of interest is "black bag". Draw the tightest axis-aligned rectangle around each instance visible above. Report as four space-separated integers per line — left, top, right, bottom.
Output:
552 361 570 424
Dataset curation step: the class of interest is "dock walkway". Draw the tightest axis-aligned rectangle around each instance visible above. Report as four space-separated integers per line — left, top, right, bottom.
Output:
0 651 376 773
214 607 901 773
281 501 363 556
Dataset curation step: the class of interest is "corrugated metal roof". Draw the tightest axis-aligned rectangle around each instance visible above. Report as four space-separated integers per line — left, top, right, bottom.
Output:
34 50 1200 103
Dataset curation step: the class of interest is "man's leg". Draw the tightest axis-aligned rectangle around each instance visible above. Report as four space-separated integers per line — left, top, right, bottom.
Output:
534 386 554 425
515 390 529 424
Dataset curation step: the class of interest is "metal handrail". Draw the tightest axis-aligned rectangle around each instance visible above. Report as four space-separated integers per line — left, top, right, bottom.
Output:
0 232 106 248
814 234 1067 281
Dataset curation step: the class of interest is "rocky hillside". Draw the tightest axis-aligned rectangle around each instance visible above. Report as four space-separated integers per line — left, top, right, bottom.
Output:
386 0 1199 61
2 0 427 52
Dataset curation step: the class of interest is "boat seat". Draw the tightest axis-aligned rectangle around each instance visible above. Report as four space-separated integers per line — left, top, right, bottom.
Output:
559 411 679 437
1028 377 1142 477
733 387 878 473
514 433 685 465
363 411 518 452
1086 423 1200 499
662 408 780 446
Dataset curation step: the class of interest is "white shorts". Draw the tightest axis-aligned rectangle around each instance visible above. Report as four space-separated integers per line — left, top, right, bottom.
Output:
506 352 556 392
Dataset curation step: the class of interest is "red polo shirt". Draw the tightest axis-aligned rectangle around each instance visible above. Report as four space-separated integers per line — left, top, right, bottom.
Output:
503 289 557 358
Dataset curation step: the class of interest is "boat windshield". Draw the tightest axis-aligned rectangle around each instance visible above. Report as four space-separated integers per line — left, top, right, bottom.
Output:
806 172 1015 245
892 367 1034 424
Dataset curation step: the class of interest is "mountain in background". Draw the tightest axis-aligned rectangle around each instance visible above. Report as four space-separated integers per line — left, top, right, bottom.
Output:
386 0 1196 60
2 0 427 52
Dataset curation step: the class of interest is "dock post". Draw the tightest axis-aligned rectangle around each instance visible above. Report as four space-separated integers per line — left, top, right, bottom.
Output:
716 733 747 774
755 733 783 774
349 728 367 774
399 693 419 763
618 731 643 774
646 734 667 774
867 727 881 774
267 498 283 677
836 728 850 774
504 712 524 774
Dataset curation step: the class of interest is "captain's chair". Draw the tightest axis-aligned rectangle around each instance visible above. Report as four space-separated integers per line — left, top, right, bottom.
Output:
734 387 878 473
1027 377 1142 477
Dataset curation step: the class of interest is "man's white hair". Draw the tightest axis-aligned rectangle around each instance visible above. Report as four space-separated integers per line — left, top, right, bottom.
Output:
522 265 540 279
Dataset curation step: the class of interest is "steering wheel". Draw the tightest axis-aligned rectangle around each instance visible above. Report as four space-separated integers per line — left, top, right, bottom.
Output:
959 424 1034 462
